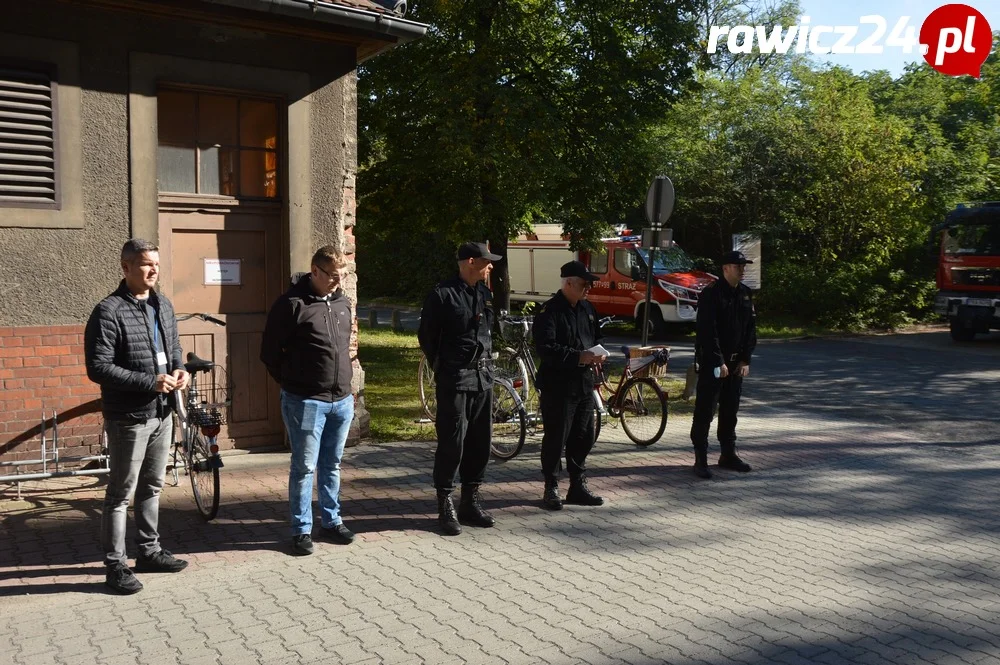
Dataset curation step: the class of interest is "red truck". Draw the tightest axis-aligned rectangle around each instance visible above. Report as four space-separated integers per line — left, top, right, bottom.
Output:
933 202 1000 341
507 225 716 336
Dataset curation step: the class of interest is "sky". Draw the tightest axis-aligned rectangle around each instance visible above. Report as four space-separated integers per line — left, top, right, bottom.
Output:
794 0 998 77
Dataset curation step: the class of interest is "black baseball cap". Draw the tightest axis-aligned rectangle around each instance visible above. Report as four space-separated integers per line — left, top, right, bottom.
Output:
721 250 753 265
560 260 599 282
457 242 501 261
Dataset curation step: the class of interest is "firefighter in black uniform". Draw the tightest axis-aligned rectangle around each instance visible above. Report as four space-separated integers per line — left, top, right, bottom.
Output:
418 242 500 535
691 250 758 479
534 260 607 510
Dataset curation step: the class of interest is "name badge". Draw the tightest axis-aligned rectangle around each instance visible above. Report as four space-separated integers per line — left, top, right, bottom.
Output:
156 351 168 367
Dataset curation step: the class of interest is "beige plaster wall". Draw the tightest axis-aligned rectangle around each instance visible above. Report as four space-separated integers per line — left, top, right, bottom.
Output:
0 1 358 327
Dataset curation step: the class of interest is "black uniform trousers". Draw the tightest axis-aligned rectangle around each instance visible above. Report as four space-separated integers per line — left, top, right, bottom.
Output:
690 359 744 452
433 383 492 492
540 386 596 477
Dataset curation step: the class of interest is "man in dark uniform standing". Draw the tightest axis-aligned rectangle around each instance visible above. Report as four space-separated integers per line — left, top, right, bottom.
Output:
418 242 500 535
534 260 606 510
691 250 758 479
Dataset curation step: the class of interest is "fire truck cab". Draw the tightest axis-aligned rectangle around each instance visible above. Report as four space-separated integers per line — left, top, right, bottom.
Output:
933 202 1000 341
507 225 716 336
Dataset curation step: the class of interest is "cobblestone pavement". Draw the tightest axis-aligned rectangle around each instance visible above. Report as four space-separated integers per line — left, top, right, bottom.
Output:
2 335 999 665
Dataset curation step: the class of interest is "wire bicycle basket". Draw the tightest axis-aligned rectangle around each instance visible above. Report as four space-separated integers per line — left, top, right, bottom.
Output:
186 364 233 427
499 317 533 346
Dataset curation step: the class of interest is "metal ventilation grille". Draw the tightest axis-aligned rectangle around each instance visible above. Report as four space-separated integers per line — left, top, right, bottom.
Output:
0 67 56 206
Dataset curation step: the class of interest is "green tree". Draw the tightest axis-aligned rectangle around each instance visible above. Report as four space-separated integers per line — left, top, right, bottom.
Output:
655 66 935 328
357 0 704 305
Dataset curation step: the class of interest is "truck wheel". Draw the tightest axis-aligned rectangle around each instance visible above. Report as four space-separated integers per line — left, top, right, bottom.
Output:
635 305 667 339
950 318 976 342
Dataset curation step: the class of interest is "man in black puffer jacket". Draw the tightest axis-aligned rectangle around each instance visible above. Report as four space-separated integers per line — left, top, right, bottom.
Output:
85 239 191 595
260 245 355 556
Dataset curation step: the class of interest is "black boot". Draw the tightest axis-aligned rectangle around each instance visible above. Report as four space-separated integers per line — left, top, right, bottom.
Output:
718 444 752 472
542 476 563 511
437 490 462 536
693 448 712 479
457 485 495 527
565 472 604 506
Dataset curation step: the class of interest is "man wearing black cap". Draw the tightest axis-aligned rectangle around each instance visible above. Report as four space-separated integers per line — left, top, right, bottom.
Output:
418 242 501 535
533 260 607 510
690 250 758 479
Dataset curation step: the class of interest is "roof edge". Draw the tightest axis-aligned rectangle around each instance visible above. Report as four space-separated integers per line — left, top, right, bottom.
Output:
197 0 428 55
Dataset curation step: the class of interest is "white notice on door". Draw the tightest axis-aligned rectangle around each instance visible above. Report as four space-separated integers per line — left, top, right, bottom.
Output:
204 258 241 286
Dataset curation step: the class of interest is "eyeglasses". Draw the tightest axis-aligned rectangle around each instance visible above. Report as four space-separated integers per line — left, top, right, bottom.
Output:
316 264 345 284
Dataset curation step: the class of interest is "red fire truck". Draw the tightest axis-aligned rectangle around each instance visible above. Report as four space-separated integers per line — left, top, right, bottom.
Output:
933 202 1000 341
507 225 716 336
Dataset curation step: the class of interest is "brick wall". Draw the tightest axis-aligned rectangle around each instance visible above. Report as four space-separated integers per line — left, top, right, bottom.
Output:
0 324 104 469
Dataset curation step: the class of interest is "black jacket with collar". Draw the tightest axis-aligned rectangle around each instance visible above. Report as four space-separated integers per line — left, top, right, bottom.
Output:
533 290 602 395
695 277 757 368
84 281 182 421
418 276 494 392
260 273 353 402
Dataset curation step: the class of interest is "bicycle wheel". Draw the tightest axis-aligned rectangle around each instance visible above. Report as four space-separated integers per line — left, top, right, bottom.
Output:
491 380 527 459
188 432 221 520
418 355 436 421
616 377 668 446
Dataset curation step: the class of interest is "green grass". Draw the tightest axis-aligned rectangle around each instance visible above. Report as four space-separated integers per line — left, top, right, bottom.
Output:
357 326 435 442
754 314 844 339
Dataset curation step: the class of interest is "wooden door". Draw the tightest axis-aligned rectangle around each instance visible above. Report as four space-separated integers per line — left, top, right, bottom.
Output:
159 208 284 449
155 87 286 450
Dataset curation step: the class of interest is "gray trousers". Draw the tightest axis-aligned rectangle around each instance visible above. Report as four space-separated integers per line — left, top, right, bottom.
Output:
101 416 172 567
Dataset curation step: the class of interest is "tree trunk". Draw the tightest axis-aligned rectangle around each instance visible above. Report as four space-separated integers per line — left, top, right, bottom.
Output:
489 235 511 315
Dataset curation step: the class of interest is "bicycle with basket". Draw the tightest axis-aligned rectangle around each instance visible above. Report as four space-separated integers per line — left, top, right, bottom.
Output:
170 313 232 521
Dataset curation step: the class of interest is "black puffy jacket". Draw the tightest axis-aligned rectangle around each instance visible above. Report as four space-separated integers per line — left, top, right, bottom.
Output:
259 274 353 402
84 281 182 421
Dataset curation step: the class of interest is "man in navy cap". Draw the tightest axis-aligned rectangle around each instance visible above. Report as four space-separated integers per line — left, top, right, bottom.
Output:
418 242 501 535
690 250 758 479
533 260 606 510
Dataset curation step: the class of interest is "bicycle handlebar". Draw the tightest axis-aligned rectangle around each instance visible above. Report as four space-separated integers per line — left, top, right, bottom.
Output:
177 313 227 327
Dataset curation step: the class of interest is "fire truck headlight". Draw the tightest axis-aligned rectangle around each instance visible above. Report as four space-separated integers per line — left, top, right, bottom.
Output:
658 280 690 300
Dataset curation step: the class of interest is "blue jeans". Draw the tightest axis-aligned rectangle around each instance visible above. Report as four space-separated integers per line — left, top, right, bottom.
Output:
280 390 355 536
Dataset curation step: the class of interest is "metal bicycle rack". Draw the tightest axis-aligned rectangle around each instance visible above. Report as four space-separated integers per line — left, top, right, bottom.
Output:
0 410 110 500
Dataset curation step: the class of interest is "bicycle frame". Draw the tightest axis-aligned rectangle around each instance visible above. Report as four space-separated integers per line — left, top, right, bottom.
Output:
593 352 634 417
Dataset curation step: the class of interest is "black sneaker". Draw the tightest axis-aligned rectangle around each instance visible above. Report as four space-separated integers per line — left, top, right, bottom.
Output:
291 534 314 556
321 524 355 545
105 564 143 595
135 549 189 573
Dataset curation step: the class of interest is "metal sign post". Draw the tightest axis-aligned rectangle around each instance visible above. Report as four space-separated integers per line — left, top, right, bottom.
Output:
641 176 675 347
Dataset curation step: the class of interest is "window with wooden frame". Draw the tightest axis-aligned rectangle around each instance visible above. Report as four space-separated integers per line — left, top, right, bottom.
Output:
156 89 279 199
0 63 58 209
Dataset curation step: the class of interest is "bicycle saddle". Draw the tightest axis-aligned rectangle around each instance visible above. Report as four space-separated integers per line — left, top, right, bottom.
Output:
184 352 215 374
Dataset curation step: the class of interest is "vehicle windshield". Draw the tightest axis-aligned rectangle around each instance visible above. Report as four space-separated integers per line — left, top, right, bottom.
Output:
943 223 1000 256
636 245 695 273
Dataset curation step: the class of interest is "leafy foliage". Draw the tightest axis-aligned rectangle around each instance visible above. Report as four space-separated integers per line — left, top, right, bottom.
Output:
359 5 1000 331
357 0 704 304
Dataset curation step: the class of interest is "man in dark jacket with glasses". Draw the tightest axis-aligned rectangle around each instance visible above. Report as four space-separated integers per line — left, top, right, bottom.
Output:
261 245 355 556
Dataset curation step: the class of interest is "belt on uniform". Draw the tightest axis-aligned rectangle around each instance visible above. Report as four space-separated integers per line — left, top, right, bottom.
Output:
467 357 492 371
726 353 739 361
